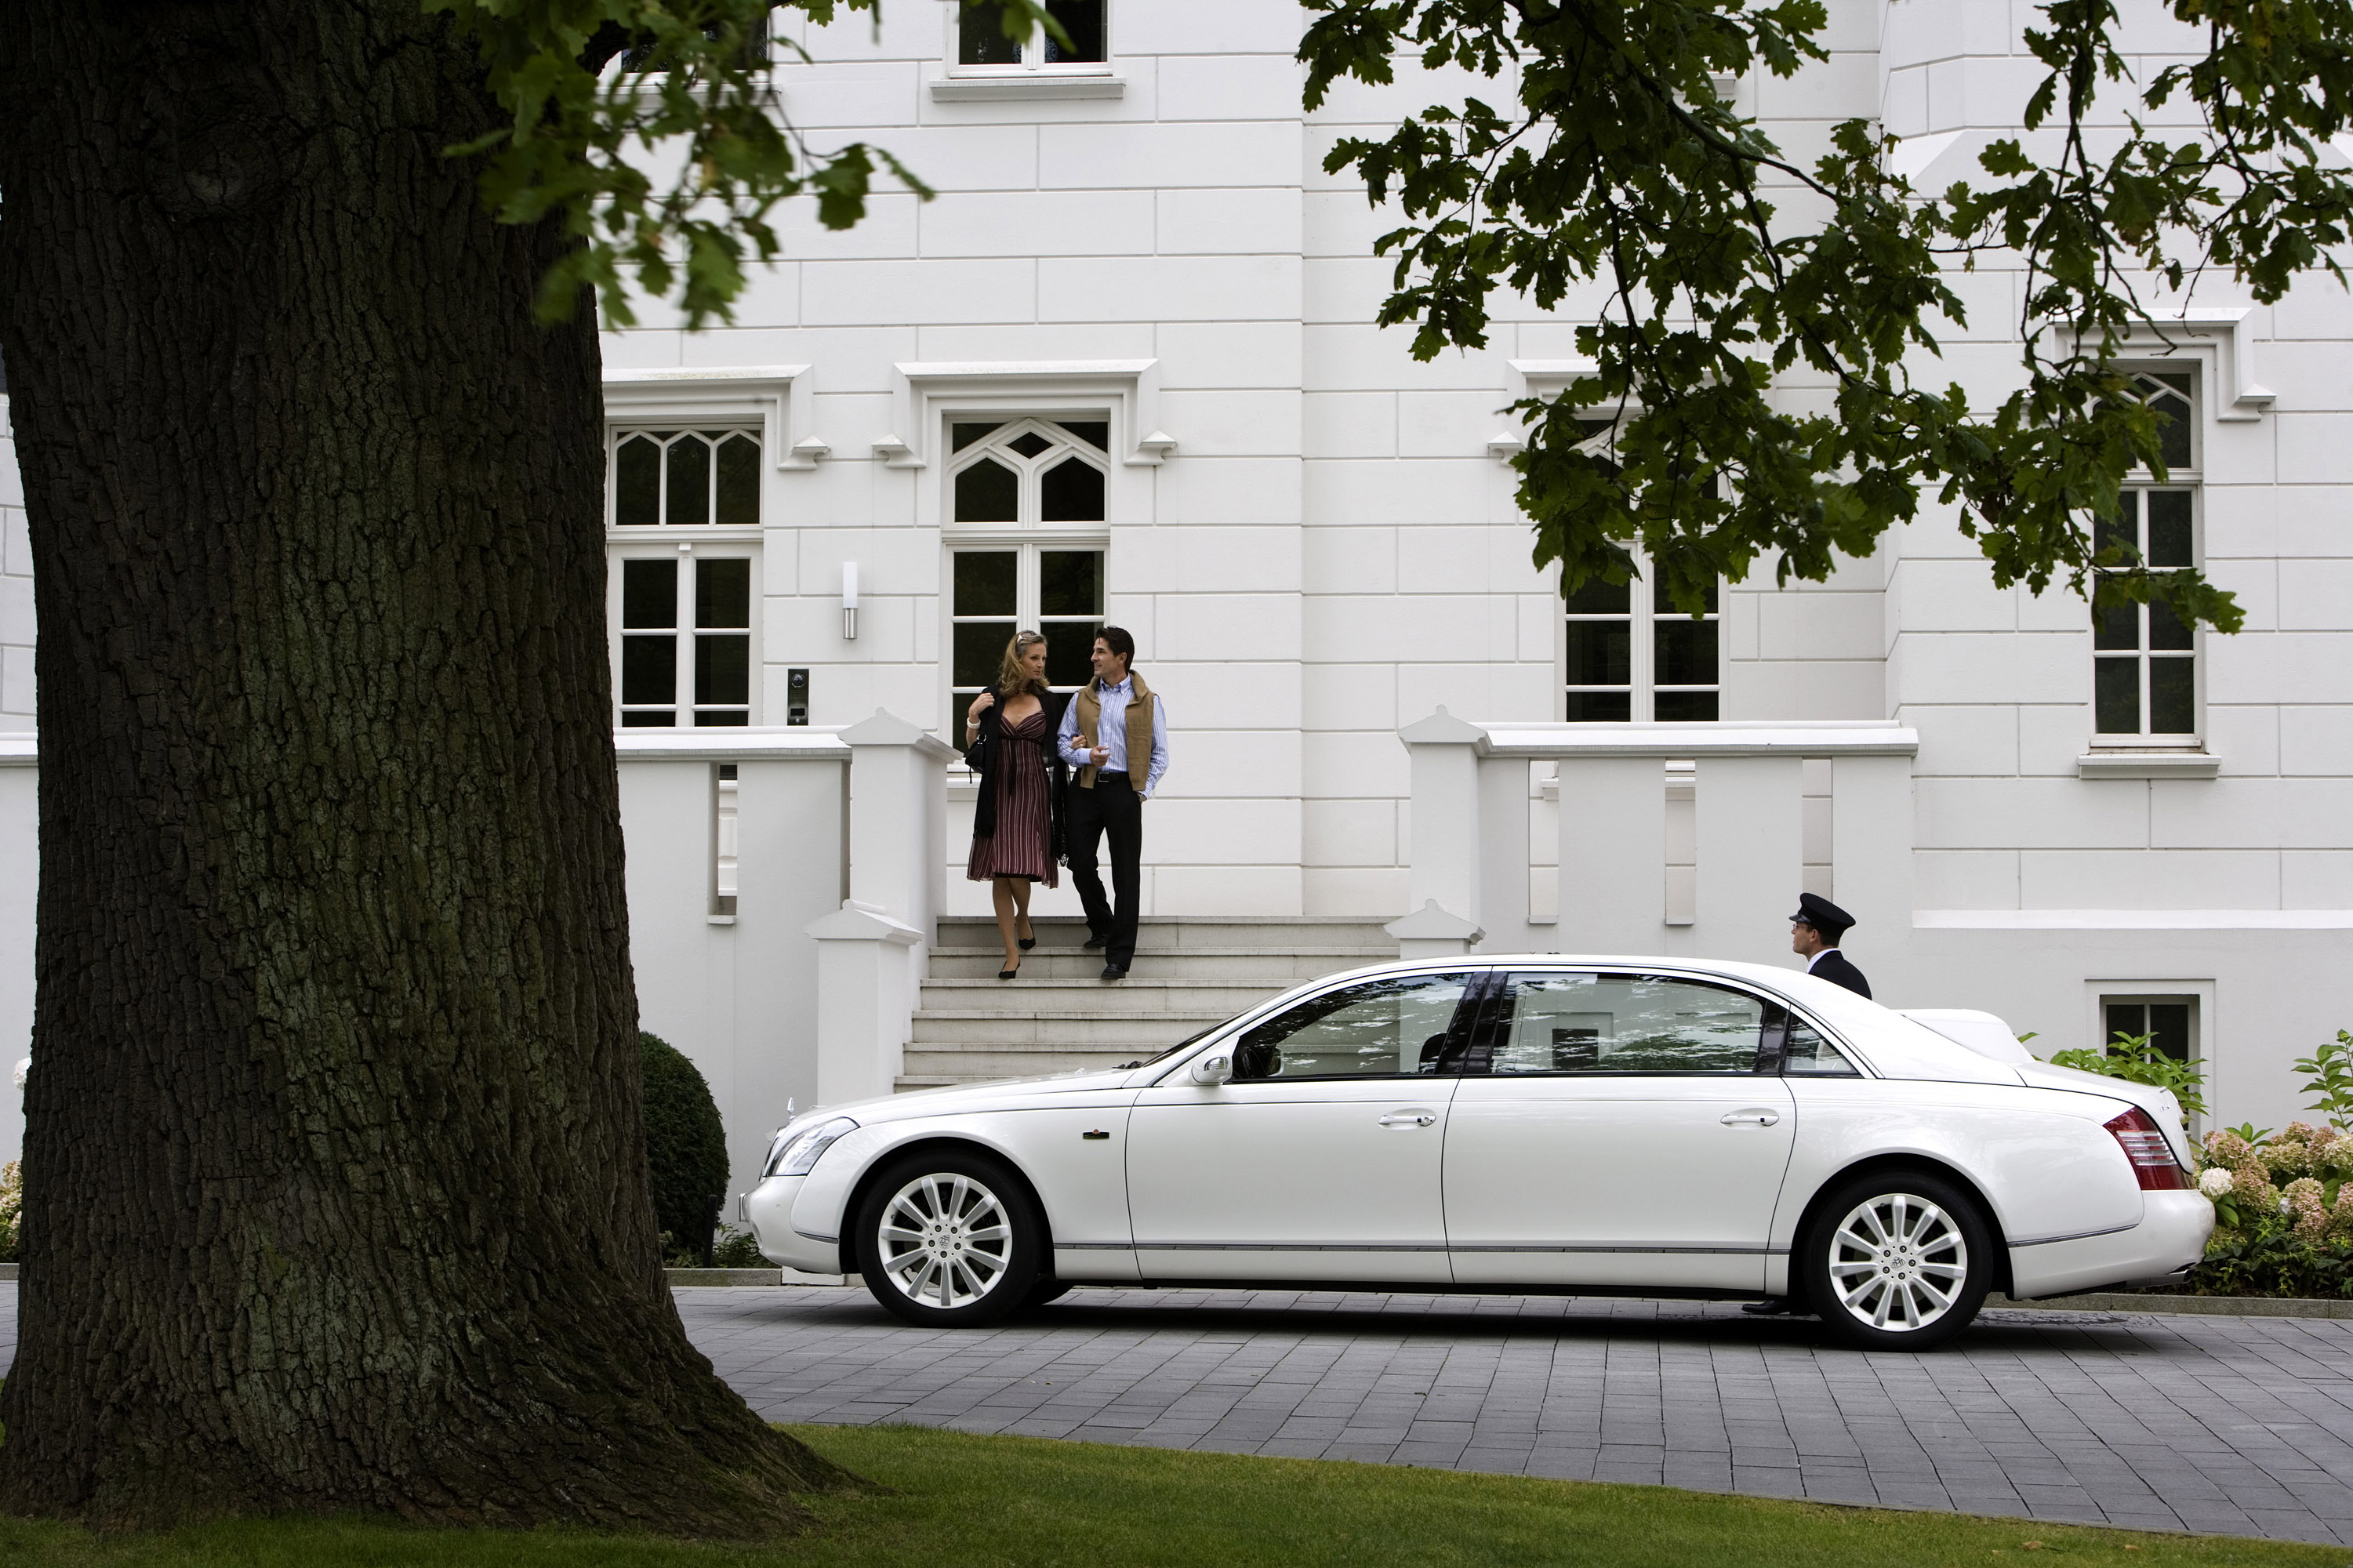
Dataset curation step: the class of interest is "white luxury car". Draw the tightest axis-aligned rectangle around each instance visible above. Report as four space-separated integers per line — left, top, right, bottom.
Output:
743 956 2211 1349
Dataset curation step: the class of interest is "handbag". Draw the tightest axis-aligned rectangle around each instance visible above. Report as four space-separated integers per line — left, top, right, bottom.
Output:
962 707 996 778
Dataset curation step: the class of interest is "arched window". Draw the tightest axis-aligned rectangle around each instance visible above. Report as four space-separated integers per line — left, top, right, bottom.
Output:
945 419 1109 715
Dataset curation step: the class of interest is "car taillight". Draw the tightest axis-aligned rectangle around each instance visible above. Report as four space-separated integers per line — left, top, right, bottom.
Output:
2106 1107 2189 1190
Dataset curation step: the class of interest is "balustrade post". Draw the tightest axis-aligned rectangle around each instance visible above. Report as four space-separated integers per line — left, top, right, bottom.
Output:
1393 707 1487 953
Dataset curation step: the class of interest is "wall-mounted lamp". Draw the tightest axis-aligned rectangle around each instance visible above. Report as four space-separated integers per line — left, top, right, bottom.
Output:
841 561 859 640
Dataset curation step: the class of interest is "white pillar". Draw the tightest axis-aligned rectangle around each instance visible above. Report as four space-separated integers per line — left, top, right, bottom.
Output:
1694 754 1806 964
805 901 921 1106
1555 755 1669 954
1396 707 1487 939
0 739 34 1170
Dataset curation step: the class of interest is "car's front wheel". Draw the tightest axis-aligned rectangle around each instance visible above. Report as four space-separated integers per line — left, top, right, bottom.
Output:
1802 1171 1992 1351
855 1150 1041 1327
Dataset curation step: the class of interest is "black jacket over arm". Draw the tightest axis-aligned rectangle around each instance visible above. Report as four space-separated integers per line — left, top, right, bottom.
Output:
964 688 1071 860
1807 949 1871 1000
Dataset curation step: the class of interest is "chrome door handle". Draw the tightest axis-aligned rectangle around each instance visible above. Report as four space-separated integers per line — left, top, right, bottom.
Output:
1720 1109 1781 1127
1378 1111 1437 1128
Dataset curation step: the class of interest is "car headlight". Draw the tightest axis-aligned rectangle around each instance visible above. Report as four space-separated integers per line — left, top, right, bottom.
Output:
766 1116 857 1178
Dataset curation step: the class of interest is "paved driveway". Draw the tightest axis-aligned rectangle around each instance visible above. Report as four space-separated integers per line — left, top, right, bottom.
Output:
6 1284 2350 1544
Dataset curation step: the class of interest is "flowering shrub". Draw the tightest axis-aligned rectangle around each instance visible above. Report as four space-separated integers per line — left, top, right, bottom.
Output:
0 1160 19 1263
2188 1120 2353 1298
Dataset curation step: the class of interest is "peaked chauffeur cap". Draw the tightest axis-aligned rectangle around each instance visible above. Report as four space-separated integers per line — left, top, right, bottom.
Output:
1789 891 1856 937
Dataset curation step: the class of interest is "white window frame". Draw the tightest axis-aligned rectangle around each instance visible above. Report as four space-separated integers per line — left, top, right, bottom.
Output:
602 370 813 732
609 543 764 729
942 416 1112 720
2090 366 2203 750
1551 419 1723 724
937 0 1121 100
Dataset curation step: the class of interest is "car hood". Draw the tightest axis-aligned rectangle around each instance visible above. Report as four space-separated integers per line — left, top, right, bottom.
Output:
795 1066 1141 1131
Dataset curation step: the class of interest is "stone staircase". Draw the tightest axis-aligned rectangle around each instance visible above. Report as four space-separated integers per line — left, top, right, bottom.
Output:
900 915 1399 1090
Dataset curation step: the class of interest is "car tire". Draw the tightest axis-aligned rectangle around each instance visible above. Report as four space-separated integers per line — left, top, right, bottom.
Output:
1802 1170 1993 1352
1019 1277 1075 1312
855 1149 1042 1328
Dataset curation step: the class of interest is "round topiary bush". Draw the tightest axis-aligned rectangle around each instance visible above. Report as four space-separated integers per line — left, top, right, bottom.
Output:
640 1030 729 1259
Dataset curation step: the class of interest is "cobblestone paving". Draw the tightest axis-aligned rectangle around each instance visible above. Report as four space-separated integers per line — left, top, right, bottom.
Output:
7 1284 2349 1544
674 1286 2353 1546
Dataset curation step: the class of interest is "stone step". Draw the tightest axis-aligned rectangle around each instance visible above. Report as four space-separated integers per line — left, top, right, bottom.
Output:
926 945 1389 982
900 1043 1171 1081
909 1007 1223 1047
916 977 1280 1016
934 914 1396 954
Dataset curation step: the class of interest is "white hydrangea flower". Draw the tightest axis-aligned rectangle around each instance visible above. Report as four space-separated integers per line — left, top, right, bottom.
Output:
10 1058 24 1091
2198 1166 2235 1200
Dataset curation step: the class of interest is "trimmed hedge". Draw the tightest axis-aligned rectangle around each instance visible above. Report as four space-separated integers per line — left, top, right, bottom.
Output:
641 1031 729 1258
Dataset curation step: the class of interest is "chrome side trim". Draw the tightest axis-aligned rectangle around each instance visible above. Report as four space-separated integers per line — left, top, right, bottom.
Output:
1451 1243 1787 1256
2010 1220 2141 1247
1137 1242 1451 1253
793 1228 839 1244
1053 1241 1135 1250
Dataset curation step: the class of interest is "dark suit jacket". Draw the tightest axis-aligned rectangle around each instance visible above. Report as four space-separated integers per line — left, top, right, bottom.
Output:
1807 949 1871 1000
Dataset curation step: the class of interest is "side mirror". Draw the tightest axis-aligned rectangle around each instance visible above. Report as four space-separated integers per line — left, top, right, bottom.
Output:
1188 1052 1233 1086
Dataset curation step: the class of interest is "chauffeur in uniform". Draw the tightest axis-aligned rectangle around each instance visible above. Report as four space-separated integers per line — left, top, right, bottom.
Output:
1790 891 1871 998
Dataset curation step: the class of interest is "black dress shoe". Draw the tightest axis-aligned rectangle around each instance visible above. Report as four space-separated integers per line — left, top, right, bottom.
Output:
1081 934 1106 950
1099 964 1127 981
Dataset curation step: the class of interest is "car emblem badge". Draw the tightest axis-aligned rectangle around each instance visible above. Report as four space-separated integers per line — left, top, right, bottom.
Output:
1082 1129 1110 1140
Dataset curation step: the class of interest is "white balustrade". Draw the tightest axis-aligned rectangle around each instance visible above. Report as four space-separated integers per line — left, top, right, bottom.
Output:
1394 714 1919 966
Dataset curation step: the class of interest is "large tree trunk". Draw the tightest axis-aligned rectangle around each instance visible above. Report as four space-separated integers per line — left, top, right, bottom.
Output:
0 0 841 1532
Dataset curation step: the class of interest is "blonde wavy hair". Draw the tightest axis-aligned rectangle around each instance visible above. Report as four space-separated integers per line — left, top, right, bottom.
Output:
997 630 1051 698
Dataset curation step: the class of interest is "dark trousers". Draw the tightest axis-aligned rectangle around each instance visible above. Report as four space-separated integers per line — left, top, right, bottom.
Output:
1066 772 1142 966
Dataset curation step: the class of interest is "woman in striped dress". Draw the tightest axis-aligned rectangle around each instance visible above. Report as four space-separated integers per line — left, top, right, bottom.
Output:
962 632 1070 979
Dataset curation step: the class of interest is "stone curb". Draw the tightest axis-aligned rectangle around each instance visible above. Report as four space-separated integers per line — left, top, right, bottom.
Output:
665 1267 851 1287
1988 1290 2353 1319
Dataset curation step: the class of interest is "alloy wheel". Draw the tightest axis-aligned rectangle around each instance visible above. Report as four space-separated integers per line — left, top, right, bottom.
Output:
874 1171 1014 1310
1825 1191 1970 1333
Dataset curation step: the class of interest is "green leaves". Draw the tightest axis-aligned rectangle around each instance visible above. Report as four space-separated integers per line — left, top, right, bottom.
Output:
2049 1031 2208 1119
2293 1030 2353 1131
1298 0 2353 627
430 0 1050 328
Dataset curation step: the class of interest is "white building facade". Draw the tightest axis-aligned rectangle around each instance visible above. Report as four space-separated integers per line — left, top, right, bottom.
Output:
2 0 2350 1179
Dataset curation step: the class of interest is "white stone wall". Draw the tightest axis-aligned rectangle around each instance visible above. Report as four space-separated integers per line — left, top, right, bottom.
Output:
1872 0 2353 924
0 400 31 735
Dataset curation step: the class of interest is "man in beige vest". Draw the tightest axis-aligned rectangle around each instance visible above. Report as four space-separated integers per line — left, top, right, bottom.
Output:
1054 626 1169 980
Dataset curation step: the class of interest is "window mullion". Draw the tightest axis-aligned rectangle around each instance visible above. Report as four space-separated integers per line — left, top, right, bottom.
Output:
1633 550 1654 723
676 557 695 725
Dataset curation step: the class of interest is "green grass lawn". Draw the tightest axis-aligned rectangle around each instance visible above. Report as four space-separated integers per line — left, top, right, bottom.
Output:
0 1423 2337 1566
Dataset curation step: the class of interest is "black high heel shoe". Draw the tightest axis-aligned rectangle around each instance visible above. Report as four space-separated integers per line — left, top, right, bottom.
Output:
998 957 1022 981
1016 920 1037 951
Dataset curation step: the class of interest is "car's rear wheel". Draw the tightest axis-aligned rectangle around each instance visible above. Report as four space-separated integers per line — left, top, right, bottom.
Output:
855 1150 1040 1327
1803 1171 1992 1351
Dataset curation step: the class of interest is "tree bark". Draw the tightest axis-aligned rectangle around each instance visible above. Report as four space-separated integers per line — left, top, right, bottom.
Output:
0 0 843 1532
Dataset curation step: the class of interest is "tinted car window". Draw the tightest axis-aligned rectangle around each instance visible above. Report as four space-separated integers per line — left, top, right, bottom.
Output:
1483 971 1765 1075
1783 1014 1862 1076
1232 972 1472 1080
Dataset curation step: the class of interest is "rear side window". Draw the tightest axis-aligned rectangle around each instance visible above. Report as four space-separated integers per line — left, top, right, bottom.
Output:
1778 1011 1863 1076
1479 972 1767 1076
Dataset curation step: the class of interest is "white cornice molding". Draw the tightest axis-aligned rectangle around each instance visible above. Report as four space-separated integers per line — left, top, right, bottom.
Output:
601 365 826 468
1492 358 1604 461
2042 308 2274 422
881 359 1167 469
